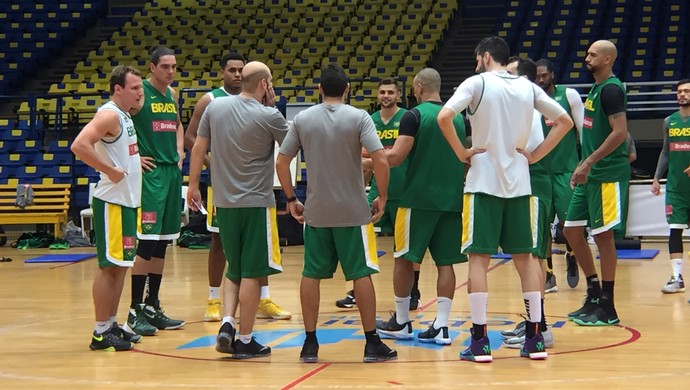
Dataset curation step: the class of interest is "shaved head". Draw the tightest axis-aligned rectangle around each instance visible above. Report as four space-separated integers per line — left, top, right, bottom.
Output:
241 61 271 92
592 40 618 62
414 68 441 93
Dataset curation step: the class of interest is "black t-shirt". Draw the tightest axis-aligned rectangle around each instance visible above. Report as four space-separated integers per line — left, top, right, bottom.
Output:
600 83 626 116
399 101 444 137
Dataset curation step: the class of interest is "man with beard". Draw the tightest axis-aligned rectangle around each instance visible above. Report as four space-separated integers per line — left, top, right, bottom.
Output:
651 78 690 298
563 40 630 327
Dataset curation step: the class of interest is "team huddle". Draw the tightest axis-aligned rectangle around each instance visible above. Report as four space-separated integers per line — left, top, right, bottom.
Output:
71 35 690 363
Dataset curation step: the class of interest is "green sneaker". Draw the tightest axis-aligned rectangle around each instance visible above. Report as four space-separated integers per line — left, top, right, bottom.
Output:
125 304 158 336
144 301 185 330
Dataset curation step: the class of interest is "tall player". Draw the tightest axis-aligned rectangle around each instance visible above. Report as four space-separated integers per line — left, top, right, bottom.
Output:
125 46 185 336
652 78 690 296
184 52 291 322
336 78 422 311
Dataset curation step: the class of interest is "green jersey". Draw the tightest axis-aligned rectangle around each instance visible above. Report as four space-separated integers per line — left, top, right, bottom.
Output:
368 108 408 200
209 86 231 99
582 77 629 182
541 85 579 173
399 102 466 212
133 80 180 165
665 112 690 192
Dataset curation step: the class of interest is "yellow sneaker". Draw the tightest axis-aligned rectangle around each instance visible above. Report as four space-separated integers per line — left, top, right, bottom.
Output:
204 299 222 322
257 298 292 320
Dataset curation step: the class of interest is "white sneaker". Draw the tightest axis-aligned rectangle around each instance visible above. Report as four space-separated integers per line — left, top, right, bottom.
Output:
503 327 554 349
661 274 685 294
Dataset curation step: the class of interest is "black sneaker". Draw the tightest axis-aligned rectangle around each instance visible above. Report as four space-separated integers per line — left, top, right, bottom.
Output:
335 290 356 308
376 311 413 340
566 253 579 288
299 338 319 363
520 333 548 360
215 322 236 354
363 341 397 363
233 337 271 359
89 329 133 351
417 319 451 345
568 296 599 320
111 322 142 344
144 301 185 330
572 303 620 326
410 289 421 310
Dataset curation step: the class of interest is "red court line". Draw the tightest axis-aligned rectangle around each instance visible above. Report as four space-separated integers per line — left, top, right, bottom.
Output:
280 363 331 390
417 258 511 312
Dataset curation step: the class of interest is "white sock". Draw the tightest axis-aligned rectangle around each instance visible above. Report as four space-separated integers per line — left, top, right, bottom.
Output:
468 292 488 325
672 258 683 277
260 286 270 300
129 308 136 316
108 315 117 327
523 291 542 324
435 297 452 328
394 295 411 324
222 316 236 327
238 333 252 344
209 286 221 300
95 321 110 334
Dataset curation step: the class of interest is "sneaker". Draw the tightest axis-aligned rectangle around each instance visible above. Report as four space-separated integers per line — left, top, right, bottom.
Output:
144 301 185 330
89 329 133 351
335 290 356 309
566 252 579 288
257 298 292 320
126 304 158 336
544 272 558 293
572 305 620 326
503 327 554 349
363 341 397 363
661 274 685 294
111 322 142 344
233 337 271 359
500 318 526 338
567 296 599 320
520 333 548 360
410 289 421 311
376 311 413 340
459 330 492 363
204 298 222 322
215 322 236 354
300 338 319 363
417 319 451 345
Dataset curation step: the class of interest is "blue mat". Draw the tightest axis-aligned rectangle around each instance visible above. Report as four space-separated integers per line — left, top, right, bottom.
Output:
597 249 659 260
378 250 386 257
490 252 512 259
25 254 97 263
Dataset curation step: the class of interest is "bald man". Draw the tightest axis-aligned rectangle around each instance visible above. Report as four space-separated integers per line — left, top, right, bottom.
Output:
376 68 468 346
564 40 629 326
187 61 290 358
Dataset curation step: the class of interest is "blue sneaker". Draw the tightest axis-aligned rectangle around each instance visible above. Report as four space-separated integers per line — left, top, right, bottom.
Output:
520 333 548 360
459 330 492 363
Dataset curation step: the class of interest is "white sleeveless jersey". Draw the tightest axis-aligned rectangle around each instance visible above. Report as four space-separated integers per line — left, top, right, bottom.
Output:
93 101 142 208
445 71 566 197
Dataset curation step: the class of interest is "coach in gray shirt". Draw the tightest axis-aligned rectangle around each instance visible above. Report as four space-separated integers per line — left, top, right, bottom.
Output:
188 61 288 359
276 63 396 363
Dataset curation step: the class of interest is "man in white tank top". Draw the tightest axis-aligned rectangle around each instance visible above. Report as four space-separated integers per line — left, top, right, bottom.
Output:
71 65 144 351
437 37 573 363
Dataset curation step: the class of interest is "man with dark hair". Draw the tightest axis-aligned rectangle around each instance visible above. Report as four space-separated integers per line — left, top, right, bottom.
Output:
184 52 291 322
276 63 397 363
188 61 288 359
335 77 422 311
652 78 690 298
564 40 629 326
125 46 185 336
535 58 585 291
438 36 572 362
72 65 144 351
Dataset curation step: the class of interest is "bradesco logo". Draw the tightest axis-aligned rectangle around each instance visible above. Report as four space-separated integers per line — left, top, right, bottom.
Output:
670 141 690 151
152 120 177 132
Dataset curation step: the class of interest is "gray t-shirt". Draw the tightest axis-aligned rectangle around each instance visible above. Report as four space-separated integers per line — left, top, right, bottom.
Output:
279 103 384 227
198 95 288 208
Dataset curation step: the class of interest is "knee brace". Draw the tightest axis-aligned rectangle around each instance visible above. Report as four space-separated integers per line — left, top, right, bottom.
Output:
136 239 159 261
669 228 684 254
153 240 169 259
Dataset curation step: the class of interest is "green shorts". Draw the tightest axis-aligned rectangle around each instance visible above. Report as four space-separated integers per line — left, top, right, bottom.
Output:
216 207 282 280
462 193 535 254
93 197 138 268
206 185 219 233
394 208 466 265
665 190 690 229
565 181 629 236
138 164 182 240
531 195 553 259
551 172 574 222
303 223 380 281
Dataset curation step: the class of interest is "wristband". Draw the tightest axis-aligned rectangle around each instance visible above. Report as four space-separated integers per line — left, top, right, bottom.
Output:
286 196 297 203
